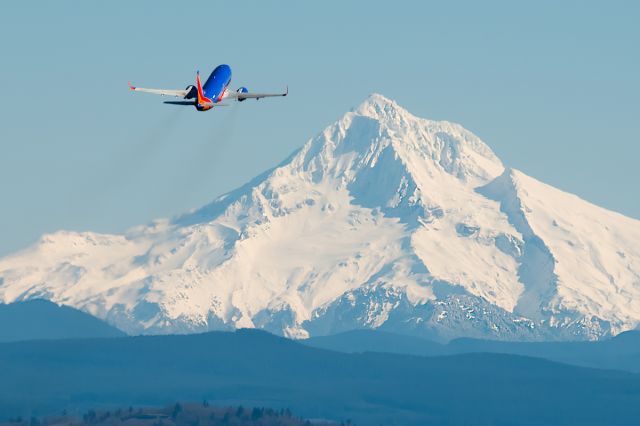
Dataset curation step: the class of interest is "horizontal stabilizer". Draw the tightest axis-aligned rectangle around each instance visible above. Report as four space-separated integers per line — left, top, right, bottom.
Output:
163 101 196 106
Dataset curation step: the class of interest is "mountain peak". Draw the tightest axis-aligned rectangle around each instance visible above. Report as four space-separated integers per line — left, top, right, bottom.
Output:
353 93 408 121
317 94 504 188
359 93 398 108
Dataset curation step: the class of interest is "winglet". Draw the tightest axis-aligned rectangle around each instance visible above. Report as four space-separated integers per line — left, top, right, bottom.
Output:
128 81 136 91
284 85 288 96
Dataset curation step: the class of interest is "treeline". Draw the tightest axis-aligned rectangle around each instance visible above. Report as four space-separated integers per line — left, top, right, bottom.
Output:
1 403 354 426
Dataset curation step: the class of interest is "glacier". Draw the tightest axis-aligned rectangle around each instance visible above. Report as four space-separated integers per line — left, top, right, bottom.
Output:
1 94 639 341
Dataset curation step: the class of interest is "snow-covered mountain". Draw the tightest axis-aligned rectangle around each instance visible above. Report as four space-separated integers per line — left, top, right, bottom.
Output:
1 94 639 341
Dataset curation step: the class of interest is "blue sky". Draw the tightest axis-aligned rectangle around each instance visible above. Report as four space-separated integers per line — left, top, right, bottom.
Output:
0 1 638 256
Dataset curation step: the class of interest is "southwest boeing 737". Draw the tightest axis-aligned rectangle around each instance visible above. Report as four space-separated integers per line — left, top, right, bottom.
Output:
129 64 287 111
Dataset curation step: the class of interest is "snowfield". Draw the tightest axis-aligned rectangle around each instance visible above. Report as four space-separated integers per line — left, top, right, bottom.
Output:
1 94 639 341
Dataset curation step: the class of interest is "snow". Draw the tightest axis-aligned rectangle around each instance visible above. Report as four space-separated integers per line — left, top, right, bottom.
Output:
1 94 639 341
484 169 640 335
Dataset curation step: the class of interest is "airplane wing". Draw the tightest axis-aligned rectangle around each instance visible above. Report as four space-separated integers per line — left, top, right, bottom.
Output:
224 86 288 101
128 82 188 98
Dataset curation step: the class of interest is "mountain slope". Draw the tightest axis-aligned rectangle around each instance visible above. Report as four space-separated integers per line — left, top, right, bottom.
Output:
1 94 639 341
304 329 640 373
0 299 125 342
479 169 640 334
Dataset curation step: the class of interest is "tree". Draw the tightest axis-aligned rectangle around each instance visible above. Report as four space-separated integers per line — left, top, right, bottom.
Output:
171 403 182 420
222 412 231 424
251 407 263 420
84 410 97 423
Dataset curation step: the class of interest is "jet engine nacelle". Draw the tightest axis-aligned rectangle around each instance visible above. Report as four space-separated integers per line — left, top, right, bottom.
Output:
184 85 198 100
236 87 249 101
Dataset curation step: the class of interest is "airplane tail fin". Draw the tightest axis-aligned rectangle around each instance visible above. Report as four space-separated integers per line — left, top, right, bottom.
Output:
196 71 209 105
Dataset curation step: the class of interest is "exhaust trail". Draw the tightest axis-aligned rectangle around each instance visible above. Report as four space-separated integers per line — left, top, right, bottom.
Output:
123 106 187 166
90 104 240 226
179 104 241 192
89 107 187 215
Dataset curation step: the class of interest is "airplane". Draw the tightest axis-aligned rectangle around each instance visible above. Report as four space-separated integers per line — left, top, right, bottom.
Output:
128 64 287 111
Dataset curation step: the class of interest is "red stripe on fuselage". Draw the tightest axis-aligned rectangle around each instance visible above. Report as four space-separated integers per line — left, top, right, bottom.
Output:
217 82 230 102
